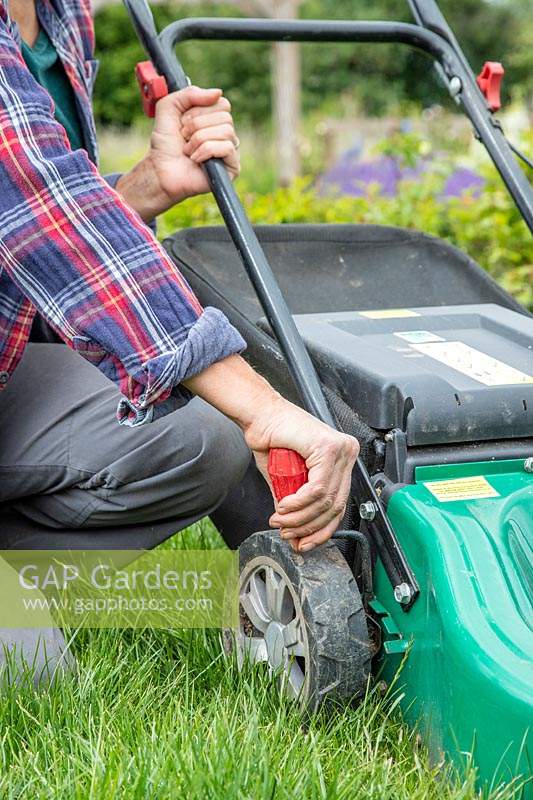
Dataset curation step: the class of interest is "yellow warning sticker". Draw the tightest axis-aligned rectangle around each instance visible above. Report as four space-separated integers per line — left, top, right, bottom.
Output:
411 341 533 385
360 309 420 319
424 476 500 502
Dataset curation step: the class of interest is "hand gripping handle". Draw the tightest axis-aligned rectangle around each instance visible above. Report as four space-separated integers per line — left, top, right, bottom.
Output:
268 449 308 503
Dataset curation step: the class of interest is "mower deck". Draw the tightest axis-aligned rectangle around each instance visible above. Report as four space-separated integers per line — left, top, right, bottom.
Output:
284 303 533 445
165 223 528 414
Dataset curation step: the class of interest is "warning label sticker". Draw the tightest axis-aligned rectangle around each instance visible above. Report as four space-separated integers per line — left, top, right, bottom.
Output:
424 476 500 502
411 341 533 386
394 330 444 344
360 309 420 319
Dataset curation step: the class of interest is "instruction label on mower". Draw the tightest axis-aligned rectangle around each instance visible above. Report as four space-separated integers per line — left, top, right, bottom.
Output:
424 476 500 502
411 341 533 385
394 330 444 344
359 309 420 319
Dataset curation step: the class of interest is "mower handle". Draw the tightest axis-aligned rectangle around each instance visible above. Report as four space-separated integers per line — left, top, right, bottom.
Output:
123 0 421 609
155 14 532 233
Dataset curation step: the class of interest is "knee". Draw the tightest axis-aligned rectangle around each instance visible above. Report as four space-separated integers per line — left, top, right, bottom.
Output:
52 399 253 528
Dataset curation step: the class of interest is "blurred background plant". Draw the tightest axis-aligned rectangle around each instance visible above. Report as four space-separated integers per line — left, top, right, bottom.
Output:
93 0 533 131
94 0 532 309
156 146 533 310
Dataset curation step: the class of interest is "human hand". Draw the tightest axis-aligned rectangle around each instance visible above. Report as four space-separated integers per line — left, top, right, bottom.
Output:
116 86 239 222
150 85 240 201
244 396 359 553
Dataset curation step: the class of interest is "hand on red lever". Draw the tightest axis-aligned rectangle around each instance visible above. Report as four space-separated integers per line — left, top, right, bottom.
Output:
244 396 359 553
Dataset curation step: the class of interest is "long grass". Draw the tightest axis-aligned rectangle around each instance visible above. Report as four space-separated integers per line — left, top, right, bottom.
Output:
0 521 525 799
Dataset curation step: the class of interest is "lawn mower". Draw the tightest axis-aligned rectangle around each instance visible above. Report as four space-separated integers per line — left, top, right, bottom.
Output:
2 0 529 791
124 0 533 791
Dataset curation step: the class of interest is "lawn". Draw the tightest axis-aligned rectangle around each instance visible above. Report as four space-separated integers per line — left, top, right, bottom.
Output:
0 521 526 799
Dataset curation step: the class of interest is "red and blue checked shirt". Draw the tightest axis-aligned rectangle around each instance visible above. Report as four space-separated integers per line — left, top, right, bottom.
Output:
0 0 245 426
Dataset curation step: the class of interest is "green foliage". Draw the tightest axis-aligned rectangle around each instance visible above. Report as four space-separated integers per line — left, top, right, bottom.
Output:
93 2 269 128
374 131 433 168
159 140 533 311
93 0 533 128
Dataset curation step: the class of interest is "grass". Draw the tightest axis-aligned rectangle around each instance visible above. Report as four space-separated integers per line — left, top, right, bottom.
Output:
0 521 526 799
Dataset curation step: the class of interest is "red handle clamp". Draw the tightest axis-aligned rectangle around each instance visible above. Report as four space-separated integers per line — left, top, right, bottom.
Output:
268 448 309 502
135 61 169 118
476 61 504 112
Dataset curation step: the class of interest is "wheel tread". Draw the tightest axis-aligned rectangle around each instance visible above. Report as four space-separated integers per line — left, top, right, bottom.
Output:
238 531 371 711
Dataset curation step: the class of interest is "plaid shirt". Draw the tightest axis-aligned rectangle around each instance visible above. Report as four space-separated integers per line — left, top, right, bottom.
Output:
0 0 245 426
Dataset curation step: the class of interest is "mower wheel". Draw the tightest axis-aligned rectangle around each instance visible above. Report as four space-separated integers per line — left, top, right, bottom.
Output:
230 530 371 711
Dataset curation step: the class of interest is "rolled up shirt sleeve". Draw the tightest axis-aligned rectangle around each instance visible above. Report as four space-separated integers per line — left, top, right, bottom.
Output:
0 19 245 426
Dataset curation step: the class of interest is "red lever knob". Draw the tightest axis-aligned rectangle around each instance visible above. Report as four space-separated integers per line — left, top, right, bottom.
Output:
268 449 308 502
476 61 504 112
135 61 169 118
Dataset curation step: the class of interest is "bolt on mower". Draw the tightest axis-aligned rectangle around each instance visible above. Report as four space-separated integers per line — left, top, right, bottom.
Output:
124 0 533 793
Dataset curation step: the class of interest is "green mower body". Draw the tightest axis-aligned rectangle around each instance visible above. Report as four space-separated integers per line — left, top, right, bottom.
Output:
374 458 533 794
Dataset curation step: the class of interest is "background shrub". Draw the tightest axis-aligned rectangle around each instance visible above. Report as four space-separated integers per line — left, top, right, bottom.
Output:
93 0 533 128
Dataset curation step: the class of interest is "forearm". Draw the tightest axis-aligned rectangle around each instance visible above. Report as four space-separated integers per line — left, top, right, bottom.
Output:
183 354 282 435
115 155 181 224
183 353 338 457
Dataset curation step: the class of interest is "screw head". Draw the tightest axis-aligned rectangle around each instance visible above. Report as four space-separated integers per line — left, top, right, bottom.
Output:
394 583 412 605
524 457 533 474
359 501 377 521
449 76 462 96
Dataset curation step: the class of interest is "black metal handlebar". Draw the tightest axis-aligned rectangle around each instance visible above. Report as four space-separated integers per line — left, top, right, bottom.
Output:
122 0 532 610
158 16 532 232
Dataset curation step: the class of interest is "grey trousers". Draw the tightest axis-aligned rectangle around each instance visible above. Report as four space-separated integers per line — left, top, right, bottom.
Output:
0 342 277 687
0 343 267 537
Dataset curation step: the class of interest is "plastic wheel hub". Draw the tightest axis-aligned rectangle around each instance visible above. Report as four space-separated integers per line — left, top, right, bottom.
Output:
264 620 286 669
237 558 308 699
